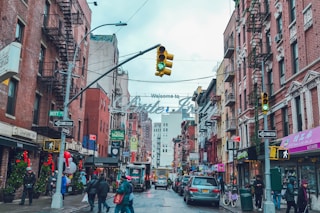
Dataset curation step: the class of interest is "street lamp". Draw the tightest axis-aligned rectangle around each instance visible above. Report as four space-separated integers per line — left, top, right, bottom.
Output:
51 21 127 209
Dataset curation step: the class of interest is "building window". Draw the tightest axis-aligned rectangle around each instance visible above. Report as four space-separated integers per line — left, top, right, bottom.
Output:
244 89 247 110
268 69 274 95
276 14 283 34
38 45 46 75
295 96 303 131
289 0 296 23
78 120 81 141
50 103 55 122
43 1 50 27
292 41 299 74
270 113 275 130
239 94 242 113
243 57 246 77
6 79 18 115
33 94 41 125
15 20 25 43
266 30 271 53
279 59 285 86
282 107 289 137
81 57 86 76
80 88 83 108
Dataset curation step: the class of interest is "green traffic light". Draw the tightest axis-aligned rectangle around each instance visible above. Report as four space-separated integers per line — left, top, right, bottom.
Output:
157 62 166 71
262 104 269 111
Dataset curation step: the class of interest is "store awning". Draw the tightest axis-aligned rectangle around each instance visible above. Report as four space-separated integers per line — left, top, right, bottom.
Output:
84 156 119 168
280 126 320 154
0 135 39 151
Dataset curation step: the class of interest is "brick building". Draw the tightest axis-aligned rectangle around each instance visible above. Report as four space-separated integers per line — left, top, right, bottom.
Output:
0 0 91 194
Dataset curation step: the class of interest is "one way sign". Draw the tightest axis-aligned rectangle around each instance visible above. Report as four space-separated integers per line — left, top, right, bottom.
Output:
53 120 74 127
258 130 277 138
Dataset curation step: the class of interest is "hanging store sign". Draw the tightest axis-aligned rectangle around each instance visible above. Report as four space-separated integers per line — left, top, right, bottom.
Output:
110 130 125 140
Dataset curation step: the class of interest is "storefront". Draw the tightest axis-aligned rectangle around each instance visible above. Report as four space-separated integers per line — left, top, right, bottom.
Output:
279 126 320 211
236 146 258 188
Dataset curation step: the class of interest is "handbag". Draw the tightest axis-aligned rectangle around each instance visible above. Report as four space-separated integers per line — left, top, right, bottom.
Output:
81 193 88 203
113 193 124 204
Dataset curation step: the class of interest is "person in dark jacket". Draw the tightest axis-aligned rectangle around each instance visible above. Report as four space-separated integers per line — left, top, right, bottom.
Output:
96 174 110 213
86 174 99 211
115 175 131 213
19 167 36 205
286 177 297 213
297 179 308 213
121 176 134 213
253 175 265 211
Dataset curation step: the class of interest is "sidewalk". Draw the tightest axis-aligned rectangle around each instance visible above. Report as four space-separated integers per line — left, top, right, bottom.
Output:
0 192 115 213
220 197 320 213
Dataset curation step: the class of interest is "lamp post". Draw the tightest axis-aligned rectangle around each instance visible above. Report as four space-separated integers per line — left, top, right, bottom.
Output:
51 22 127 209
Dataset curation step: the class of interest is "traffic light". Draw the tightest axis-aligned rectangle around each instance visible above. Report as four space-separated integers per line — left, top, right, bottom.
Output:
278 149 290 160
155 45 174 77
261 92 269 114
43 140 56 152
269 146 278 160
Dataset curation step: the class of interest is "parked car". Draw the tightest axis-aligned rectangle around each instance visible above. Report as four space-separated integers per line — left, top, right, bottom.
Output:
155 176 168 190
178 175 190 196
183 176 220 206
172 177 181 192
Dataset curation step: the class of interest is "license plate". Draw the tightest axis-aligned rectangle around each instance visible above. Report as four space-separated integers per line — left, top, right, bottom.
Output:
202 189 209 193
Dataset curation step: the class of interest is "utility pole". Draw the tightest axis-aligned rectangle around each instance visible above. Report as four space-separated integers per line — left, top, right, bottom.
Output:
261 61 275 213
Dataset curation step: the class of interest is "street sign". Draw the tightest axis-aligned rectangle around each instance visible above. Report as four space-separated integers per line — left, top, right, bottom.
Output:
49 110 64 117
53 120 74 127
258 130 277 138
62 128 70 135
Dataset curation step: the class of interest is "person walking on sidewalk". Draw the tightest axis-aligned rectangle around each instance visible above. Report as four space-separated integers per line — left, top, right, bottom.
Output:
115 175 131 213
97 174 111 213
297 179 309 213
86 174 99 211
285 177 297 213
19 167 36 206
253 175 264 211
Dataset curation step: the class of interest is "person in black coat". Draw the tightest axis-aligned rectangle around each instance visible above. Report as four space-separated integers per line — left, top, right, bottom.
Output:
96 174 110 213
285 177 297 213
297 179 309 213
253 175 265 211
86 174 99 211
19 167 36 205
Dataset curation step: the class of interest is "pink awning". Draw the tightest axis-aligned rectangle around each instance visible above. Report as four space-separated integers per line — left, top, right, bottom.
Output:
280 126 320 154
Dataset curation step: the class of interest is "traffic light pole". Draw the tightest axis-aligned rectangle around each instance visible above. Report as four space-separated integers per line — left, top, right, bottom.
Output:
261 61 275 213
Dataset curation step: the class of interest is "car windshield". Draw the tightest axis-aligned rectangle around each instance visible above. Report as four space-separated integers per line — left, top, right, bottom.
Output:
193 177 217 186
158 177 166 181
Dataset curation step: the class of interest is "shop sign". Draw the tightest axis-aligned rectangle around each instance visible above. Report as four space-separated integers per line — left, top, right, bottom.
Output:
110 130 125 140
12 126 37 140
237 150 248 160
0 42 21 82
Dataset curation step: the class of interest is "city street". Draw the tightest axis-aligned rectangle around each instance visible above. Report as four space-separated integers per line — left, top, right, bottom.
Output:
76 187 227 213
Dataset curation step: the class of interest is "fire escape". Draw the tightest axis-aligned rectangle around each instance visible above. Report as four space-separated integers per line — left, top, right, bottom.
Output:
246 0 272 155
33 0 84 138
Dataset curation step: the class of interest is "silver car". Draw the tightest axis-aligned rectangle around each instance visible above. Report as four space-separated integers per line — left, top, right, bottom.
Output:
183 176 220 206
155 176 168 190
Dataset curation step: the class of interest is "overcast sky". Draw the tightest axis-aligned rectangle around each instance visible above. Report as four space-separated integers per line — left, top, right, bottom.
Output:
87 0 234 122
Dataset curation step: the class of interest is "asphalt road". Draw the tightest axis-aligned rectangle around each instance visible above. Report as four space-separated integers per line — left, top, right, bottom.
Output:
76 187 229 213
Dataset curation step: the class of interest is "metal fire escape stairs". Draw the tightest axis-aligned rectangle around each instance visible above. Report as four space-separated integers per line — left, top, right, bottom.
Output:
40 0 83 109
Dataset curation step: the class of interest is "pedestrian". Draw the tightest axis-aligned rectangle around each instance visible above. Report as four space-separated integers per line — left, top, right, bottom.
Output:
297 179 309 213
121 176 134 213
220 177 225 194
86 174 99 211
61 172 67 200
272 190 282 210
46 171 56 196
253 175 265 211
115 175 131 213
19 167 36 205
285 177 297 213
97 174 111 213
80 170 87 192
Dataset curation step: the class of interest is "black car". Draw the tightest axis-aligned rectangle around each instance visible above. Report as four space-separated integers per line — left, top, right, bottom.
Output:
172 177 181 192
177 175 190 196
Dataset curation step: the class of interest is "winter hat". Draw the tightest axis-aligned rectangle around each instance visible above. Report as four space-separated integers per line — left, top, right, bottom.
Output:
301 179 308 184
26 167 32 171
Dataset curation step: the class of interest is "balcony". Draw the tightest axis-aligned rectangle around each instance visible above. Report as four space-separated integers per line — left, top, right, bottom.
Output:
224 36 234 58
224 64 235 82
225 93 235 107
225 119 237 132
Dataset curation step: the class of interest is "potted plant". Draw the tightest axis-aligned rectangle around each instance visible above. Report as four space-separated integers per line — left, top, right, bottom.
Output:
33 164 51 198
2 185 15 203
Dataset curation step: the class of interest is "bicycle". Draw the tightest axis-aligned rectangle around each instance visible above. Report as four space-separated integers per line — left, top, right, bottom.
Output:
222 185 238 207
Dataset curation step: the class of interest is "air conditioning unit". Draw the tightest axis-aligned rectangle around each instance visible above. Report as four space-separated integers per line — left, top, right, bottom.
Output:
275 33 282 43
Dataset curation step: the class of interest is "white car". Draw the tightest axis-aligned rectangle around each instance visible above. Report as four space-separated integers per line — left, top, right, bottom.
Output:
155 176 168 190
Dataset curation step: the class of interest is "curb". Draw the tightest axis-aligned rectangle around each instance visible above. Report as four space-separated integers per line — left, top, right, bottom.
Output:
68 194 116 213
